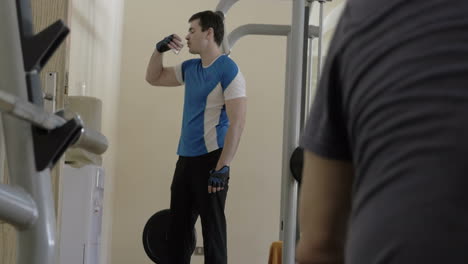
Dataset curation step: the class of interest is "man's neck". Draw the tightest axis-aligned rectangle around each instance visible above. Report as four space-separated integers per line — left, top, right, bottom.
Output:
200 47 223 67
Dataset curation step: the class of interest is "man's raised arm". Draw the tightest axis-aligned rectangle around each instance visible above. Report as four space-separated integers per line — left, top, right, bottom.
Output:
145 34 184 87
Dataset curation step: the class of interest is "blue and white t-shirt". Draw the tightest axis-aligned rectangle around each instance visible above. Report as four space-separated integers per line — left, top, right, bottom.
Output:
174 54 246 157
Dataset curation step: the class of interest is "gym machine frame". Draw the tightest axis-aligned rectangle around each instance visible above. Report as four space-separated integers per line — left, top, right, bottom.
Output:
0 1 108 264
217 0 331 263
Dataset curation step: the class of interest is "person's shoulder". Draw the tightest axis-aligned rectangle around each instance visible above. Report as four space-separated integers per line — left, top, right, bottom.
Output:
219 54 237 65
218 55 239 71
181 58 201 72
183 58 201 66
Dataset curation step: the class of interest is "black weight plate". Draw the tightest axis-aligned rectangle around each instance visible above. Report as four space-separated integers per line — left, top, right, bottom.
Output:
142 209 196 264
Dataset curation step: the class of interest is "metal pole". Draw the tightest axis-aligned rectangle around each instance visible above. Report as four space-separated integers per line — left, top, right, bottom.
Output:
216 0 239 55
281 0 305 263
300 2 312 132
306 0 316 121
306 37 315 119
317 0 325 77
280 34 292 243
0 117 5 184
0 184 38 229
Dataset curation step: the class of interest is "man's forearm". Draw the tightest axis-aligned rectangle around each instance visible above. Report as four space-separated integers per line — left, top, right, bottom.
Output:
216 121 244 170
145 50 163 84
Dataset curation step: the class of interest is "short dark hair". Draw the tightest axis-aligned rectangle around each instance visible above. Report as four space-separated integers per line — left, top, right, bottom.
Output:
189 11 224 46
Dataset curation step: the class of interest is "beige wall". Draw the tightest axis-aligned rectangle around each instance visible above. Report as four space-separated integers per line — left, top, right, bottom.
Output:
112 1 345 264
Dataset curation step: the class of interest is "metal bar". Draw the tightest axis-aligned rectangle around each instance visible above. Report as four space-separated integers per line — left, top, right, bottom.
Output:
0 183 38 229
227 24 319 53
0 89 66 129
216 0 240 60
228 24 291 50
71 126 109 155
16 169 57 264
281 0 306 263
300 3 311 132
305 2 315 122
306 37 315 119
0 117 5 184
317 1 325 77
279 33 293 242
0 89 108 154
215 0 239 15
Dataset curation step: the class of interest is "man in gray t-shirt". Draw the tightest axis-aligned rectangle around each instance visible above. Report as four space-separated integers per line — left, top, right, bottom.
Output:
296 1 468 263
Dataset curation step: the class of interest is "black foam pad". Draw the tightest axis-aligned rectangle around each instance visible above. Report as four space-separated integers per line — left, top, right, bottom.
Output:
290 147 304 184
142 209 197 264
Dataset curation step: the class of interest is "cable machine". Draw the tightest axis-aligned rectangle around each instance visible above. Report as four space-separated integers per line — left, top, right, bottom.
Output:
218 0 332 263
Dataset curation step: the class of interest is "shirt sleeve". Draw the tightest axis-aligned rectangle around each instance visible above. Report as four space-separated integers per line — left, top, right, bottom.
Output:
300 22 351 161
174 63 184 84
221 59 247 100
224 71 246 100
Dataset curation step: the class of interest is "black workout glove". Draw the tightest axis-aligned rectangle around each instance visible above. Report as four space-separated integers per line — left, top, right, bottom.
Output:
156 34 174 53
208 166 230 189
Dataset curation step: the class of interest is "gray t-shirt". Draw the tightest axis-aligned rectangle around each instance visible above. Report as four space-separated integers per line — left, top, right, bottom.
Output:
301 0 468 263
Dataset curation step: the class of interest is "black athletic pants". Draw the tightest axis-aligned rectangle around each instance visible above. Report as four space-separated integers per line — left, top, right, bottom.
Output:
168 148 228 264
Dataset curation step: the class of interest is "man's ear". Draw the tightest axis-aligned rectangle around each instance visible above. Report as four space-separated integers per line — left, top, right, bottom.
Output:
206 27 214 40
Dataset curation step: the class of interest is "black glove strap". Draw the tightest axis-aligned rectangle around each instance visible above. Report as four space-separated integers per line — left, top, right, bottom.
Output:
208 166 230 188
156 34 174 53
